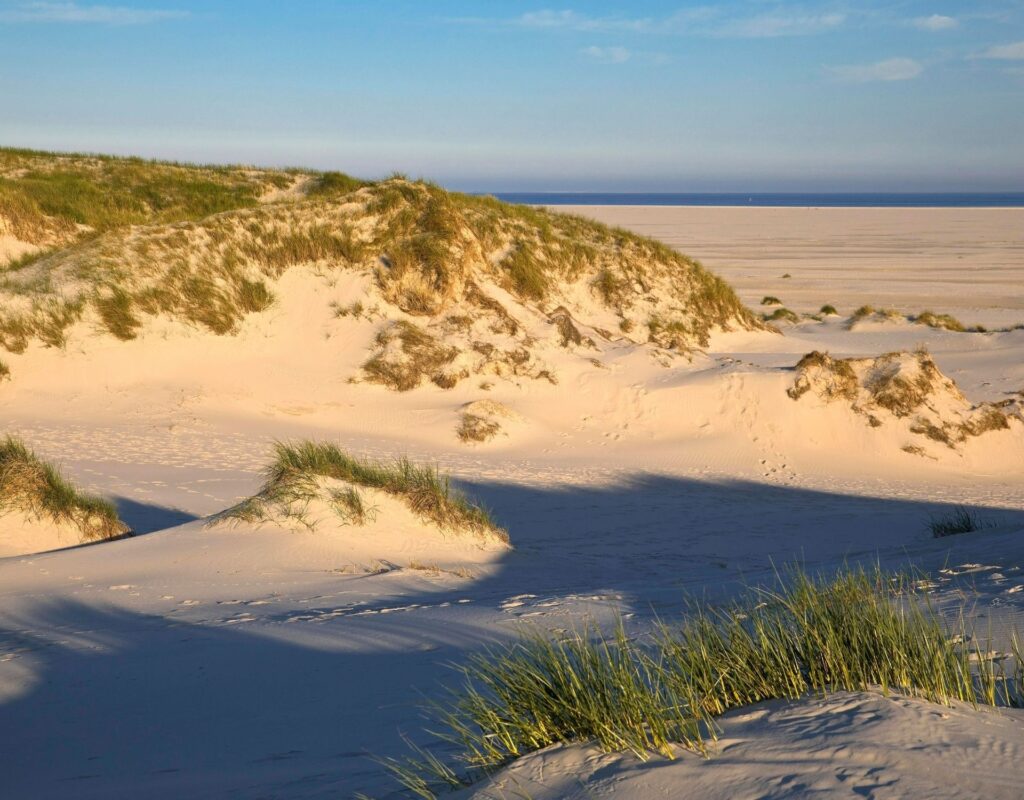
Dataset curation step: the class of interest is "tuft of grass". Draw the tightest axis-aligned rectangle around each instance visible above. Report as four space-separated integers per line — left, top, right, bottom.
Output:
221 441 507 541
760 295 782 305
820 304 838 315
0 436 129 541
914 311 966 333
95 288 142 340
456 413 502 444
0 360 8 381
764 307 799 323
502 242 549 301
380 565 1024 796
236 278 274 313
362 321 460 391
928 506 989 538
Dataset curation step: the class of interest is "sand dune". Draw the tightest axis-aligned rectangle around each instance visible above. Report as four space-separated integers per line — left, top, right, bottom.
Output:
1 151 1024 798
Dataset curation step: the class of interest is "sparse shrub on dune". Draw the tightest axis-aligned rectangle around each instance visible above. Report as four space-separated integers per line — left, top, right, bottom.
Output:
0 360 9 381
0 435 128 542
761 295 782 305
378 565 1024 797
820 304 838 315
215 441 506 542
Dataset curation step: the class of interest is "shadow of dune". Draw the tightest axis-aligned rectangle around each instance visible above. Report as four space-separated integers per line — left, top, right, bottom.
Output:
2 474 1023 798
113 497 201 534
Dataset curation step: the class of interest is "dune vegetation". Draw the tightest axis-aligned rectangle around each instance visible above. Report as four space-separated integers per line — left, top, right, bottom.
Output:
0 148 764 387
214 441 506 542
378 565 1024 797
0 435 128 542
789 349 1019 449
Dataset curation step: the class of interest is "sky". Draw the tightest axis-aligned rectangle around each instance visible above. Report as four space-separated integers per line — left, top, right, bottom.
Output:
1 1 1023 191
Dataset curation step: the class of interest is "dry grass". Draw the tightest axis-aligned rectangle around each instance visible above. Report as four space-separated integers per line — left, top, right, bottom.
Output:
0 435 128 541
363 321 461 391
456 413 502 443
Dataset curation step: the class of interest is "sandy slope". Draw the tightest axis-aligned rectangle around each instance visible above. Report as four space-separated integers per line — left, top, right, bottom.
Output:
1 207 1023 798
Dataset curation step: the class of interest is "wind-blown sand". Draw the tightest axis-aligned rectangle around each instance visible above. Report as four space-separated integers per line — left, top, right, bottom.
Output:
2 204 1024 798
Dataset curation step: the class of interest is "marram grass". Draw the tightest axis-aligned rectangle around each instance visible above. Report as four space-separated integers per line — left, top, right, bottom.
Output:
215 441 506 541
0 435 128 541
379 565 1024 798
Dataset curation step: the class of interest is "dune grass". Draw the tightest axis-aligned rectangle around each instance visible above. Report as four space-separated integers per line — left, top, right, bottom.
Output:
1 149 764 363
764 307 799 323
220 441 506 541
913 311 967 333
820 304 838 315
0 435 128 541
928 506 990 538
379 565 1024 797
760 295 782 305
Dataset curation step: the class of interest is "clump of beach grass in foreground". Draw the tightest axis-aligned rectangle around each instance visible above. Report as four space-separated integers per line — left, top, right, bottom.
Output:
0 435 128 541
215 441 506 542
378 565 1024 797
928 505 990 538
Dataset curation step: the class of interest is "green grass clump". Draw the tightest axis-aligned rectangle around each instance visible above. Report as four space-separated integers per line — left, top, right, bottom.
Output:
380 565 1024 797
764 307 799 323
235 278 274 313
928 506 990 538
0 436 128 541
95 288 142 340
914 311 966 333
820 304 838 315
221 441 506 541
0 360 9 381
760 295 782 305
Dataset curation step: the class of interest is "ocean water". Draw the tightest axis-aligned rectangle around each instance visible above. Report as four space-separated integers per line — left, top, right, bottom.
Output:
490 192 1024 208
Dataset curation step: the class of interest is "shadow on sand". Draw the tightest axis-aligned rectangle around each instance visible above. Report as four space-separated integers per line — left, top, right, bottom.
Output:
2 475 1023 798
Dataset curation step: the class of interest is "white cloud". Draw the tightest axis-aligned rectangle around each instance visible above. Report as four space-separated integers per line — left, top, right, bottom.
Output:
829 57 924 82
581 45 631 64
912 14 958 32
0 2 187 24
719 12 845 39
453 6 846 39
516 9 650 33
980 40 1024 60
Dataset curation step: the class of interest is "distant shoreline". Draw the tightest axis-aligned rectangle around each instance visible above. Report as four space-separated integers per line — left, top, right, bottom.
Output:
490 192 1024 209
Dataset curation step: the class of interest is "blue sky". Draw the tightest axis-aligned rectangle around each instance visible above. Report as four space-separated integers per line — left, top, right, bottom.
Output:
1 1 1022 191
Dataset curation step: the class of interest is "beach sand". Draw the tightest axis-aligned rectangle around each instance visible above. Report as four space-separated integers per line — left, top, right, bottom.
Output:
561 205 1024 328
1 203 1023 798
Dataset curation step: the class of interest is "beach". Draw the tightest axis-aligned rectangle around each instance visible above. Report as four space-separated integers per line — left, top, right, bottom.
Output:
563 205 1024 327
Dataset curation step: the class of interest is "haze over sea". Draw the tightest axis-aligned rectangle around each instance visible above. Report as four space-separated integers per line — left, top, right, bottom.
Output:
494 193 1024 208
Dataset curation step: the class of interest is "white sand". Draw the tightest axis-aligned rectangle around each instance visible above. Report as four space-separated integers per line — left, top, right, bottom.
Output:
1 207 1023 798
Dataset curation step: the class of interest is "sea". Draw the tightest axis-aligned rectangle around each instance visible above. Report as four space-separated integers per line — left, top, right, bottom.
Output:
490 192 1024 208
